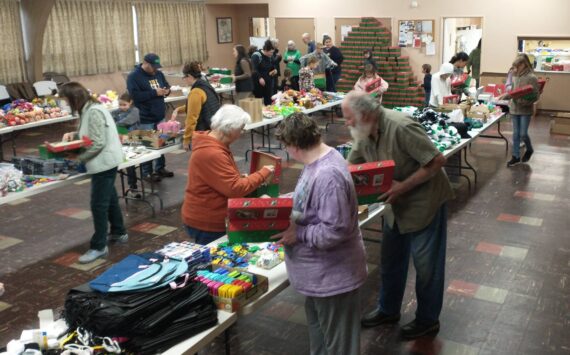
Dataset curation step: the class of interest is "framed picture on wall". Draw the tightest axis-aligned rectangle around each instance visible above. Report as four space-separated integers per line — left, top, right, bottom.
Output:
217 17 233 44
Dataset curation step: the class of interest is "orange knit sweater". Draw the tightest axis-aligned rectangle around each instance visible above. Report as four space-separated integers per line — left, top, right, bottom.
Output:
181 131 272 232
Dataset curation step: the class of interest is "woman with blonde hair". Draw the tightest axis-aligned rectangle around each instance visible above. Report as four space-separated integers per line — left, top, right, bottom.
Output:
501 54 540 167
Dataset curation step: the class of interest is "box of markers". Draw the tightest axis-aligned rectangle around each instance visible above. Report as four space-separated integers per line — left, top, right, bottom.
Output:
196 265 268 312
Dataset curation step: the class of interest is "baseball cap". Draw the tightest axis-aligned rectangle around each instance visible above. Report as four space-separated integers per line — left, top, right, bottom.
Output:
143 53 162 69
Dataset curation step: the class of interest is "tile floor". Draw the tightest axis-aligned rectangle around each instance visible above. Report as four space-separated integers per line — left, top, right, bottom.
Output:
0 112 569 354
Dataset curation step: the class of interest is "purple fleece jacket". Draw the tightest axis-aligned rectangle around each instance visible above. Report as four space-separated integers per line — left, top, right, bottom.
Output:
285 148 368 297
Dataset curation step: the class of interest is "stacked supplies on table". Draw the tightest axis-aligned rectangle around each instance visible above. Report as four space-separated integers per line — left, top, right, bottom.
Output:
412 108 463 152
63 253 218 354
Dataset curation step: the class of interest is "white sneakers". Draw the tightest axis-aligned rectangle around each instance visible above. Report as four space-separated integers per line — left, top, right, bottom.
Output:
78 247 108 264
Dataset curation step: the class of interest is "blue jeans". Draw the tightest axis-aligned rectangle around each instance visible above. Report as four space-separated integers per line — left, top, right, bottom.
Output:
90 168 126 250
184 225 225 245
379 203 447 324
138 123 165 176
511 114 533 158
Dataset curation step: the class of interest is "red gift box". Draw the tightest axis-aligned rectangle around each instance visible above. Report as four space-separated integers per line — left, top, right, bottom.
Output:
46 136 92 153
451 73 471 88
227 197 293 243
508 85 534 99
349 160 395 205
443 95 460 104
249 151 281 197
365 78 384 93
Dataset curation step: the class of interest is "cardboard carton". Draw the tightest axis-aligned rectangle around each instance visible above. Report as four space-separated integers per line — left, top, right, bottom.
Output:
349 160 395 205
238 98 263 123
127 130 178 149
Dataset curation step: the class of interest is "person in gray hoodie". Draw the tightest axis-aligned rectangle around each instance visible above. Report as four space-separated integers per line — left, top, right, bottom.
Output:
60 82 127 264
501 54 539 167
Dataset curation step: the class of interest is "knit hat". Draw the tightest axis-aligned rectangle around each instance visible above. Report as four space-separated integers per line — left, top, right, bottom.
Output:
439 63 454 75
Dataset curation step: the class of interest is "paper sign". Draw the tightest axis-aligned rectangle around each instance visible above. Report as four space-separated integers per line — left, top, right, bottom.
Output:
426 42 436 56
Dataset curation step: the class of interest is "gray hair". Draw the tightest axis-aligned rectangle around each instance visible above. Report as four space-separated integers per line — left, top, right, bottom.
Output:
210 104 251 135
344 91 381 121
302 33 310 39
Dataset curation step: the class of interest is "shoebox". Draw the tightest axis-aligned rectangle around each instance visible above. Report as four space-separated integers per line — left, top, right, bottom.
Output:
247 151 281 198
451 74 472 88
508 85 535 99
349 160 395 205
38 144 67 160
443 95 460 104
484 84 506 97
227 197 293 243
45 136 92 153
365 78 385 93
201 265 268 313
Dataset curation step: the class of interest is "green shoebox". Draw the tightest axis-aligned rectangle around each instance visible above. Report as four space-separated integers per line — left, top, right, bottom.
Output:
357 193 382 205
117 126 129 135
248 183 279 198
220 76 233 84
228 230 283 244
38 144 65 160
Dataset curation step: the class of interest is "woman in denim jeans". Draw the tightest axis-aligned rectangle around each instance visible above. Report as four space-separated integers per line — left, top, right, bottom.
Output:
501 54 540 167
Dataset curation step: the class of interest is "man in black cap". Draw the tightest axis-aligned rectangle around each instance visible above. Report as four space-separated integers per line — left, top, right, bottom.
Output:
127 53 174 182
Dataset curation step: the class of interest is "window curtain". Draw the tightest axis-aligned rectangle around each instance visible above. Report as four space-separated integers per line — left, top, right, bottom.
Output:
136 2 207 67
0 0 26 84
43 0 135 76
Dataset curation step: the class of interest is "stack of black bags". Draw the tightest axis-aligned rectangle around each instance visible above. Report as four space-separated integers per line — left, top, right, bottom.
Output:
63 253 217 354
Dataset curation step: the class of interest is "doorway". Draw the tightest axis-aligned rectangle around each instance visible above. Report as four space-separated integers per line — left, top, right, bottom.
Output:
442 17 483 63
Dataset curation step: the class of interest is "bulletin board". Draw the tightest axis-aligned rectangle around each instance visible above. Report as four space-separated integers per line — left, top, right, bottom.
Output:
398 20 435 48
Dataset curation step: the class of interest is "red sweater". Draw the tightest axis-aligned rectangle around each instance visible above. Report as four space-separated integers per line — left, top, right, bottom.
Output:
182 131 272 232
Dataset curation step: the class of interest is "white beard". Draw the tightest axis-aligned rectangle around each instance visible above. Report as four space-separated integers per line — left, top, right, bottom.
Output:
349 121 373 141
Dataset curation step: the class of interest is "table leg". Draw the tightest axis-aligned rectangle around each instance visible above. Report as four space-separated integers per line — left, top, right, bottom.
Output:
224 327 231 355
479 118 509 154
462 147 478 186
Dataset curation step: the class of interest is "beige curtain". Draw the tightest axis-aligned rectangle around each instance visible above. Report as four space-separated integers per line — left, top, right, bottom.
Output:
136 2 207 67
43 0 135 76
0 0 26 84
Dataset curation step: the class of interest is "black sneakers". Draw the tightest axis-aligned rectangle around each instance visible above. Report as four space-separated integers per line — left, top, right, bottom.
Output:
522 149 534 163
156 168 174 178
400 319 440 340
361 308 401 328
507 156 521 167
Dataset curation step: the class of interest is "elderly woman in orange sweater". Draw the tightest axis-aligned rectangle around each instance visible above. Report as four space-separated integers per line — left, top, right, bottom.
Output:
181 104 275 244
353 64 389 104
171 61 221 151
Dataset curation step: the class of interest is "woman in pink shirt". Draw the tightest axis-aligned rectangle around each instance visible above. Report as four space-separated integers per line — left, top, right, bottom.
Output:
353 64 389 104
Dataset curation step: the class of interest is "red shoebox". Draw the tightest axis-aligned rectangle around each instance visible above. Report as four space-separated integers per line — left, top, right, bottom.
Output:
248 151 281 197
349 160 395 205
443 95 460 104
227 197 293 243
451 73 471 87
46 136 92 152
508 85 534 98
365 78 384 93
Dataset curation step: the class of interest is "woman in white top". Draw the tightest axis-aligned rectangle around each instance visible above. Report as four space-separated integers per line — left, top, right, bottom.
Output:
429 63 454 107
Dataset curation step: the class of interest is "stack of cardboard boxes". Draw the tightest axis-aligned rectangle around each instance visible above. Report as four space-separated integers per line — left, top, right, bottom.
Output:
336 17 425 108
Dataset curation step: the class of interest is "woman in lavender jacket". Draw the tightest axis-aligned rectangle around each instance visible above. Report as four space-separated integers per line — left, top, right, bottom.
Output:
274 112 367 355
